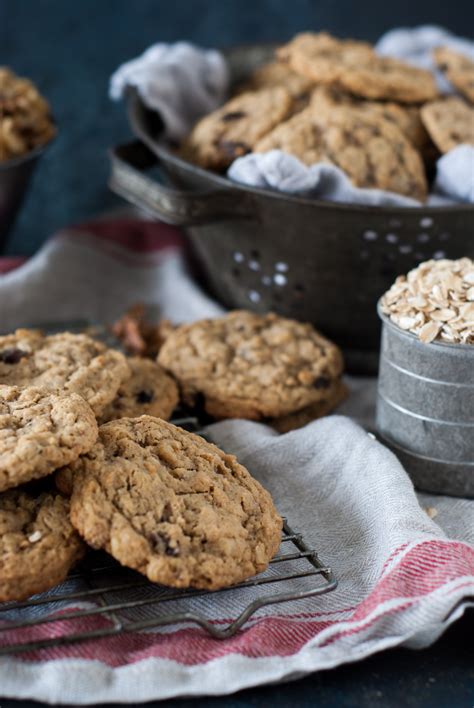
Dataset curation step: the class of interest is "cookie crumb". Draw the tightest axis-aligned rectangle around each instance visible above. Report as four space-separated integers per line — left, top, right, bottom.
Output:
112 305 173 358
425 506 438 519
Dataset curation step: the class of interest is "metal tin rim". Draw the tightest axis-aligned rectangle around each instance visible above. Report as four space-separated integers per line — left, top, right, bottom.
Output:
0 132 55 171
376 300 474 353
377 430 474 468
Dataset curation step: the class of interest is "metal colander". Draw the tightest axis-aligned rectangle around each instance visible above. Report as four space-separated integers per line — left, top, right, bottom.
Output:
109 44 474 374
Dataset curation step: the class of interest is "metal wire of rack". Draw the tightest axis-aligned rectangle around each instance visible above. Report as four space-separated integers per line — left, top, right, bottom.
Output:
0 323 337 656
0 514 336 656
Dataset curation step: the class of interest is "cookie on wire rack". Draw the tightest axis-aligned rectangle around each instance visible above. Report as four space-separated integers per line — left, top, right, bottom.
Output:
0 489 85 602
0 329 128 416
158 310 345 424
0 384 98 492
98 357 179 424
68 416 282 590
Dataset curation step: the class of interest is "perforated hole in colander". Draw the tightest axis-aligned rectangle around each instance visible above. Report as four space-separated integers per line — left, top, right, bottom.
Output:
363 230 378 241
248 290 261 303
274 273 287 287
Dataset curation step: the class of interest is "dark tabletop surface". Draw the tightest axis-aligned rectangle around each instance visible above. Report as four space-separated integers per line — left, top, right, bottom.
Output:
1 2 474 706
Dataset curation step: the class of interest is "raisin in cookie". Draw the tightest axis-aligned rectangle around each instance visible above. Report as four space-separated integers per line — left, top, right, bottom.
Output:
180 87 293 171
255 106 427 201
158 311 344 420
68 416 282 590
434 47 474 103
421 97 474 153
0 385 98 492
0 490 85 602
99 357 179 424
0 330 128 416
278 32 438 103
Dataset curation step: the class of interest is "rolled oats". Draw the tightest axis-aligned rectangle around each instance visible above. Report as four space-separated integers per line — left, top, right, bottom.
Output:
0 67 55 161
380 258 474 345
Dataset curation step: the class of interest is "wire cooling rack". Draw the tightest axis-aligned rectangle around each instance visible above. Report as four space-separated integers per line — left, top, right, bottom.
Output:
0 517 336 656
0 324 337 656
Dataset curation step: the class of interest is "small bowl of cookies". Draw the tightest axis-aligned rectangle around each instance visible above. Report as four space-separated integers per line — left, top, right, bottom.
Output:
0 67 56 249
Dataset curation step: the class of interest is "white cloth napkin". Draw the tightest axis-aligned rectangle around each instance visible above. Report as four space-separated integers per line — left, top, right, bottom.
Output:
111 27 474 206
0 225 473 704
110 41 228 141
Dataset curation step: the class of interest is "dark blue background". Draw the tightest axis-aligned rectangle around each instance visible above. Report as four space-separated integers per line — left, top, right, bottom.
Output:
2 0 473 254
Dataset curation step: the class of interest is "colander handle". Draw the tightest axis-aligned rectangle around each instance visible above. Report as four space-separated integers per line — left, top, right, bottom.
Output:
109 141 252 226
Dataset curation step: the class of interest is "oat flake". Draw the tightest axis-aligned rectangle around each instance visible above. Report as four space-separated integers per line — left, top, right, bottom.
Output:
28 531 42 543
381 258 474 345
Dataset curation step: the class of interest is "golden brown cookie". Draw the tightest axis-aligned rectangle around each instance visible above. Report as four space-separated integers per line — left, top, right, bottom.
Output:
236 61 315 109
0 385 98 493
0 490 85 602
336 56 439 104
278 32 374 84
278 32 438 103
0 330 129 416
434 47 474 103
68 416 282 590
311 86 429 153
98 357 179 424
180 87 293 170
271 379 348 433
158 311 344 420
421 96 474 153
255 105 428 201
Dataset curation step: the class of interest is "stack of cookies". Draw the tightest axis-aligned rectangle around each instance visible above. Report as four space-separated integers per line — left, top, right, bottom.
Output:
180 32 474 201
1 308 344 603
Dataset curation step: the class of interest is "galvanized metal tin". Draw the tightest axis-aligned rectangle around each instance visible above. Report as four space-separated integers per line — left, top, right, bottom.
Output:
0 141 52 251
376 305 474 497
